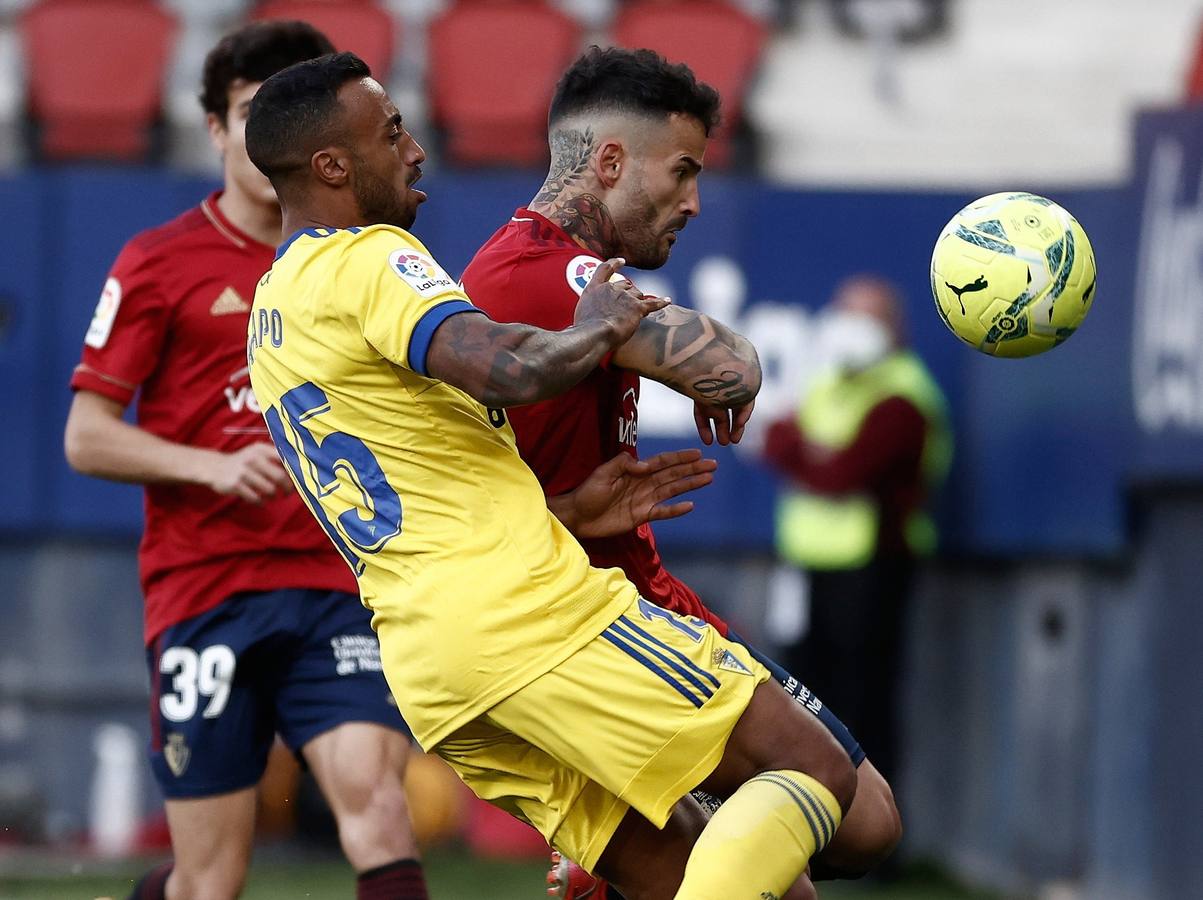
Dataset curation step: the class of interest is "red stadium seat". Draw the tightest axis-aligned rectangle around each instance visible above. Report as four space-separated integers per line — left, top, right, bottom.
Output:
612 0 766 167
21 0 177 161
428 1 581 166
1186 21 1203 101
252 0 398 80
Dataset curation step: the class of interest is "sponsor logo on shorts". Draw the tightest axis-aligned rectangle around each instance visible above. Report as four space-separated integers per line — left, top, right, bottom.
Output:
713 648 753 676
389 249 457 297
164 733 190 777
331 634 383 676
782 675 823 715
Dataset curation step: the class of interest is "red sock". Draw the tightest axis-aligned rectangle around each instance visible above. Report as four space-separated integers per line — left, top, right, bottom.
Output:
126 861 172 900
357 858 428 900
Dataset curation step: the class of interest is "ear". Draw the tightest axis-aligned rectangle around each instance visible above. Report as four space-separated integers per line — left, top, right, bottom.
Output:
205 112 227 157
311 148 350 188
594 139 626 190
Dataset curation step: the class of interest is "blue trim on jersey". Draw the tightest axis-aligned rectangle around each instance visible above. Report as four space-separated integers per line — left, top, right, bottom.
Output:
609 620 715 702
601 628 705 708
407 299 478 377
275 227 323 261
275 226 364 261
617 615 721 691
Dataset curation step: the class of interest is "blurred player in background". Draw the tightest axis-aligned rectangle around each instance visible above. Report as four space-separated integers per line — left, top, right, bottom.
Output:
62 25 713 900
763 276 952 790
245 51 863 900
461 48 903 898
62 23 428 900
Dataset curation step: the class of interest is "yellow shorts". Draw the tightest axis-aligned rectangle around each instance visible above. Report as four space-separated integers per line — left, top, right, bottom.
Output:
433 594 770 871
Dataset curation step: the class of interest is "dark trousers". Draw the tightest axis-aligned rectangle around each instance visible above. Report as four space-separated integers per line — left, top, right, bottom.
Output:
783 556 914 787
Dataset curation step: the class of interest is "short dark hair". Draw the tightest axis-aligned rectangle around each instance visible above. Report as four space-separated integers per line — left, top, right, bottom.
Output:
200 20 336 124
549 46 721 135
245 52 372 182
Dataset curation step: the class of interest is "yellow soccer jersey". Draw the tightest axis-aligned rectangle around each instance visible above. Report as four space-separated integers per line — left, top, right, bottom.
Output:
248 225 635 748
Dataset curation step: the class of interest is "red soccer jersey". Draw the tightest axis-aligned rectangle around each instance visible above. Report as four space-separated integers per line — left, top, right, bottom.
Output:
461 208 728 635
71 192 355 643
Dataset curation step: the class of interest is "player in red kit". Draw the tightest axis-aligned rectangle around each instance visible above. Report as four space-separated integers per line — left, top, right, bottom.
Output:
462 48 903 898
63 24 426 900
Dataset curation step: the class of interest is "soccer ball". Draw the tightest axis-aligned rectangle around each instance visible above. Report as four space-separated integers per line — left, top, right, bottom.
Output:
930 192 1096 357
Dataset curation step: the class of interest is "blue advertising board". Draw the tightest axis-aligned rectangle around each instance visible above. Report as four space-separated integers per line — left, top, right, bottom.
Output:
0 143 1161 554
1130 107 1203 478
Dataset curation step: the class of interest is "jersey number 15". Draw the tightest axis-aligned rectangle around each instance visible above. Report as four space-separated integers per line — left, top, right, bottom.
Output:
264 381 402 575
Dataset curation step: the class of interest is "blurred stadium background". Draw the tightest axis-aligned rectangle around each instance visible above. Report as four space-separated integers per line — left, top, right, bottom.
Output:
2 0 1203 897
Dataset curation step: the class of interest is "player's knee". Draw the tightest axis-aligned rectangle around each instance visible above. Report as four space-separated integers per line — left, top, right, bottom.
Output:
819 751 858 817
857 775 903 868
775 742 858 816
820 770 902 879
333 771 416 865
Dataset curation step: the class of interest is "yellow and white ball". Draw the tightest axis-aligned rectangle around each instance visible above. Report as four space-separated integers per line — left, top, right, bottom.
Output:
930 192 1096 357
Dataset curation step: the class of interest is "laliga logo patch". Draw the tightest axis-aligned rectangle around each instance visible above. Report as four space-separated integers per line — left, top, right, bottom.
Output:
84 276 122 349
565 254 601 296
388 248 456 298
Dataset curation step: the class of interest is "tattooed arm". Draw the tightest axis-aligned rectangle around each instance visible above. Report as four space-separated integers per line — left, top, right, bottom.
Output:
425 258 668 407
612 305 761 406
611 306 762 445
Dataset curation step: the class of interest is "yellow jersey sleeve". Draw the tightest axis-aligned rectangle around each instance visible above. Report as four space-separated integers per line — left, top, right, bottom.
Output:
346 227 481 376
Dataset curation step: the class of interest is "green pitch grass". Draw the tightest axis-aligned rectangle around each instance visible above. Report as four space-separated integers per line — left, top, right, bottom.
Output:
0 849 1008 899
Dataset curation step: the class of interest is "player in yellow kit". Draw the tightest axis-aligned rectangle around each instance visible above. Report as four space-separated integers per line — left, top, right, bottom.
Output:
245 53 858 899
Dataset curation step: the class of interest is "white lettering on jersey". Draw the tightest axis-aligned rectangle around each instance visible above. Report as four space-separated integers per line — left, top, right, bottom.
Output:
85 277 122 349
618 387 638 447
565 255 601 297
388 249 457 298
223 386 261 414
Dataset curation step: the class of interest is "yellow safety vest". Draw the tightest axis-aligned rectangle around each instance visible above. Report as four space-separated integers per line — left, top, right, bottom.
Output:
775 351 952 570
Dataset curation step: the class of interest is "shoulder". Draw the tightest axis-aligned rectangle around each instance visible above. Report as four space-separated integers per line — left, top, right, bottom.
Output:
344 226 459 297
124 206 212 263
109 206 208 280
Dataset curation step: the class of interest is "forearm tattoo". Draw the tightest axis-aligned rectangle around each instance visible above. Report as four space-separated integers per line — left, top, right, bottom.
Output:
632 308 759 407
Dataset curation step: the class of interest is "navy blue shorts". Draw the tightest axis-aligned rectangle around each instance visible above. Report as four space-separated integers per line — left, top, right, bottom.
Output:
146 588 409 798
726 628 866 766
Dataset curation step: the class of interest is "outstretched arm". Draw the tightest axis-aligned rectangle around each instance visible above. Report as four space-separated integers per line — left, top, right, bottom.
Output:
611 305 762 445
547 448 717 539
425 258 668 407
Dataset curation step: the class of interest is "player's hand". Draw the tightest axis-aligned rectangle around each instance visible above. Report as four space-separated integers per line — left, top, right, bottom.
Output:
205 443 292 503
561 449 717 539
573 258 671 346
694 398 756 446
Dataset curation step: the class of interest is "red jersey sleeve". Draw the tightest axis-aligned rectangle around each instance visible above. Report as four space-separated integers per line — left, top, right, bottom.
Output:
70 239 170 406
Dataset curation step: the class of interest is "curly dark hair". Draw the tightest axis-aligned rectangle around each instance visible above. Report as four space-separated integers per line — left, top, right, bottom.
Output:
549 46 721 135
200 20 335 125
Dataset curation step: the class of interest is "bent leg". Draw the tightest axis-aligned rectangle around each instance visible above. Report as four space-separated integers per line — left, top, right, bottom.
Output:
813 757 901 879
729 628 901 879
303 722 423 873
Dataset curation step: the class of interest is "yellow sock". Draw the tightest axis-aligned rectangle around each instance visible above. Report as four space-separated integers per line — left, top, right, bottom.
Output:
675 770 843 900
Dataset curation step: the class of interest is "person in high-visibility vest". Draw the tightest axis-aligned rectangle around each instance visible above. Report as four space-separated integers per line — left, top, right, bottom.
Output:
763 275 951 789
